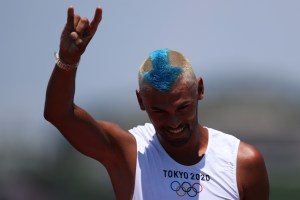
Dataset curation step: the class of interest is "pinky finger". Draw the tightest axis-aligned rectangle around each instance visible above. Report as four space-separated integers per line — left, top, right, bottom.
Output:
90 7 102 34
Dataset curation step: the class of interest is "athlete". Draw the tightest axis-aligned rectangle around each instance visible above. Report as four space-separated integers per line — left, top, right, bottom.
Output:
44 6 269 200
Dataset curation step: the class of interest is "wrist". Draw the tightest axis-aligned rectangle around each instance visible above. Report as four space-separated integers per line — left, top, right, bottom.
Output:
58 50 81 65
54 52 80 71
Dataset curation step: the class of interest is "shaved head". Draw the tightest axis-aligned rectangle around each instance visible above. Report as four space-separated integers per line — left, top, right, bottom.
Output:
138 49 197 92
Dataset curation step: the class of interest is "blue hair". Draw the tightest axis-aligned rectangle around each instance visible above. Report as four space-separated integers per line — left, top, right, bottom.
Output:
143 48 182 92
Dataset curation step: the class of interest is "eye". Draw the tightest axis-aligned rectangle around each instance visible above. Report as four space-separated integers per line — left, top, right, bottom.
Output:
177 103 191 111
151 108 164 113
179 104 189 110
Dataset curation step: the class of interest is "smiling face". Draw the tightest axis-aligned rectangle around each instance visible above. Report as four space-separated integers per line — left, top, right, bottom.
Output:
137 77 204 148
137 49 204 148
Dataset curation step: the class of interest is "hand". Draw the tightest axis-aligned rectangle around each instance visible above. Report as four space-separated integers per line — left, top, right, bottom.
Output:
59 6 102 64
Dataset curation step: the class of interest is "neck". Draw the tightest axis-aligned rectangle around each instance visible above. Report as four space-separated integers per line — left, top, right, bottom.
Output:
160 124 208 166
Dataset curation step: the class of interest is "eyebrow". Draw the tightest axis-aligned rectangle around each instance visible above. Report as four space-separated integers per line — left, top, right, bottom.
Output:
149 100 193 111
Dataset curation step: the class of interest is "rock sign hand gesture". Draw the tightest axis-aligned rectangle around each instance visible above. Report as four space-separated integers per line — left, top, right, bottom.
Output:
59 6 102 65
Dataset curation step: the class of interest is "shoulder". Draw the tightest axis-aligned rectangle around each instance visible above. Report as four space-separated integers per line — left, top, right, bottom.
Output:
96 120 137 164
98 120 136 146
237 141 269 200
237 141 266 172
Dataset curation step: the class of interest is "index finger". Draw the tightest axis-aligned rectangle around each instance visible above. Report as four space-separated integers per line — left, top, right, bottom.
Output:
89 7 102 34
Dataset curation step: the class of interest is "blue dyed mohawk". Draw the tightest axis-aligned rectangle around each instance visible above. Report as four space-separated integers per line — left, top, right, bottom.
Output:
143 48 182 92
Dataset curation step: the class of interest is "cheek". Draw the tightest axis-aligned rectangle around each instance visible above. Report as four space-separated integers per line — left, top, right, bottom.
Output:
181 109 198 124
147 112 174 129
148 114 167 126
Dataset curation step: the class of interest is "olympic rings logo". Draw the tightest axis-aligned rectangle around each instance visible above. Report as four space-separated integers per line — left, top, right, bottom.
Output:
170 181 203 197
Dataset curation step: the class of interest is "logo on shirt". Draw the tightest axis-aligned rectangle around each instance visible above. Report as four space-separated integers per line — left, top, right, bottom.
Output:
163 169 211 197
170 181 203 197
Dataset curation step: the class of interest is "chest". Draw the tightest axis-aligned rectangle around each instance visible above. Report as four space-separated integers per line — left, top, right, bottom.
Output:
133 146 239 200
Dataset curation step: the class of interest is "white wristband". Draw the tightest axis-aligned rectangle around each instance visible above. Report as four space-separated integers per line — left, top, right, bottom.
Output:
54 52 80 71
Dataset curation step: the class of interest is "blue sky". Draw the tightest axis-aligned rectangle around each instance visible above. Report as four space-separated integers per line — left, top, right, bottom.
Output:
1 0 300 148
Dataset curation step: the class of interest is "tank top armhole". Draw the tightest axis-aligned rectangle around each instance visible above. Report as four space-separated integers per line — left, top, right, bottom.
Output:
234 138 241 199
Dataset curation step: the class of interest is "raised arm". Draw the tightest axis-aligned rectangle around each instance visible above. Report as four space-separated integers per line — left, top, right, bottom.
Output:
44 7 135 167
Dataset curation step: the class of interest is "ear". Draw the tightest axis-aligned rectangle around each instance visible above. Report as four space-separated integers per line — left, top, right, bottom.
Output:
197 77 204 100
136 89 146 110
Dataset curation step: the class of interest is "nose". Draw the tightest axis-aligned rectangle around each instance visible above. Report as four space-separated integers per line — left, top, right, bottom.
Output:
167 115 181 129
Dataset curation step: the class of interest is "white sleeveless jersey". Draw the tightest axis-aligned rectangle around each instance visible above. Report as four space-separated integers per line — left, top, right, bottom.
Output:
129 123 240 200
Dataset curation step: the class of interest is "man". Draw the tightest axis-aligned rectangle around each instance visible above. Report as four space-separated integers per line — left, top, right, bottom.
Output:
44 6 269 200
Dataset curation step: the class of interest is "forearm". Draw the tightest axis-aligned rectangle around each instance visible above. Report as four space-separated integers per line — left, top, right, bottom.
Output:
44 64 78 125
45 6 102 126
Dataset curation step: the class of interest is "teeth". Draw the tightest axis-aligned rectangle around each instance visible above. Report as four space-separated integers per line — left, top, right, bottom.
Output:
169 127 184 134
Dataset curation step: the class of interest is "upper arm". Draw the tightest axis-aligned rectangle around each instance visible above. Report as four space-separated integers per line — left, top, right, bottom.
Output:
52 104 136 166
237 141 269 200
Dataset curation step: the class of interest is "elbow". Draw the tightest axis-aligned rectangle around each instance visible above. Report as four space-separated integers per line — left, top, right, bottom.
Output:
44 107 57 125
43 108 52 122
44 100 75 127
43 106 64 127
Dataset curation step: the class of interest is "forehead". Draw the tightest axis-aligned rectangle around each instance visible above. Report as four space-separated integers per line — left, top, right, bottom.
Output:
141 78 197 103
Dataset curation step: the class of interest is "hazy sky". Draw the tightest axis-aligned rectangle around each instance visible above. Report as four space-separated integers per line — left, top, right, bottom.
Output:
1 0 299 147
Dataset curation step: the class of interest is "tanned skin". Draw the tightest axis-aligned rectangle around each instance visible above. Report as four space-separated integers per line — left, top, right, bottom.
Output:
44 6 269 200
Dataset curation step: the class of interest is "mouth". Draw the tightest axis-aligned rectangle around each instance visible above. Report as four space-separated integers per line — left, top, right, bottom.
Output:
168 126 185 134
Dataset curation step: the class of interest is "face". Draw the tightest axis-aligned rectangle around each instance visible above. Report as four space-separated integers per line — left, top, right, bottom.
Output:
136 78 204 147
